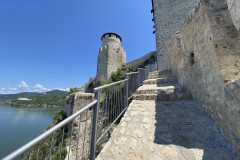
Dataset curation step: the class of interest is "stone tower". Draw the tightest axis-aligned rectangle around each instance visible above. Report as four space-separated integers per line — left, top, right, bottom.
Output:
151 0 200 70
95 32 126 83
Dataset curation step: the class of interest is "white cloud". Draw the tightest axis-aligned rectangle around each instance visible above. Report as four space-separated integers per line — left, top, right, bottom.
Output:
6 88 17 94
18 81 30 90
1 82 69 94
54 88 70 91
0 88 6 94
9 88 17 91
0 87 18 94
33 83 50 92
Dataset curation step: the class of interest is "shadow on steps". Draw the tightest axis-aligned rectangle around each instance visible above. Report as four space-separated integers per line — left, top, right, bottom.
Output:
153 100 238 159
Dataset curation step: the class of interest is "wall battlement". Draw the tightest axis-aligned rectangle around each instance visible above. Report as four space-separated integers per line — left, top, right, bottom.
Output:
99 45 109 53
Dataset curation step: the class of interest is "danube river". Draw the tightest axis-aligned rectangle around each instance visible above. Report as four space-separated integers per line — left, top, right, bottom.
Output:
0 103 62 159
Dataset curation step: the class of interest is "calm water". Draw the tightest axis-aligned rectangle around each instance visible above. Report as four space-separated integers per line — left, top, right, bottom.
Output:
0 103 62 159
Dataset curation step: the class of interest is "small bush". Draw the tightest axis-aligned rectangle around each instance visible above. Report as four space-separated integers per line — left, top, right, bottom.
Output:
100 66 130 85
70 87 80 94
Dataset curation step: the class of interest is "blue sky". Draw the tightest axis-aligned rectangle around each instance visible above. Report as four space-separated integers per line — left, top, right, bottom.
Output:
0 0 155 94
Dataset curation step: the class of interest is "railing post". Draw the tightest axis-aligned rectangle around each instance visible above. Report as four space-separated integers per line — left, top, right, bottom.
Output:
137 68 141 87
90 92 100 160
146 66 149 79
143 69 146 81
125 74 128 108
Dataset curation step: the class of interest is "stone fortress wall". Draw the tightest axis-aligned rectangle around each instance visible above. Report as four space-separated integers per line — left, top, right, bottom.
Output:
127 51 157 71
152 0 200 70
226 0 240 32
95 33 126 84
167 0 240 156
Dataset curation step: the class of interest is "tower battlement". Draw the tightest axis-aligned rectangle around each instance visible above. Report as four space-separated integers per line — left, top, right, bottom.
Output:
99 44 109 53
101 32 122 47
95 32 126 84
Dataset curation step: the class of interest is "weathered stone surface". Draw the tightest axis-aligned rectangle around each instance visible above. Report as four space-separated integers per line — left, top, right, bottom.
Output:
64 92 94 160
127 51 157 71
107 146 123 158
95 32 126 84
160 146 178 159
179 147 196 160
167 0 240 156
133 75 192 101
96 69 237 160
152 0 200 70
113 137 127 145
226 0 240 32
128 138 138 150
214 150 233 160
150 155 164 160
158 133 173 143
123 151 146 160
96 98 237 160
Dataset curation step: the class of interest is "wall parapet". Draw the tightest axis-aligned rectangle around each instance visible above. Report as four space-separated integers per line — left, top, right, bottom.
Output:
168 0 240 156
127 51 157 71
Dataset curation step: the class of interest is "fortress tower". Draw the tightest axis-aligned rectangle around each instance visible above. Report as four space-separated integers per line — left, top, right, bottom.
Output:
151 0 199 70
95 32 126 84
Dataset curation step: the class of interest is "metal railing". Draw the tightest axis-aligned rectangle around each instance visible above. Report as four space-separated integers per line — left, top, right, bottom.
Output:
2 100 98 160
3 64 157 160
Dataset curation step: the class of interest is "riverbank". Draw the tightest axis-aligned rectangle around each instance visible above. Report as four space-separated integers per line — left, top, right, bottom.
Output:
0 100 63 108
0 103 62 159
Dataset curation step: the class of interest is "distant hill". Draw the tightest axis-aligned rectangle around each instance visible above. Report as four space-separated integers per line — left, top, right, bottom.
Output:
37 90 69 97
0 92 39 100
1 90 70 107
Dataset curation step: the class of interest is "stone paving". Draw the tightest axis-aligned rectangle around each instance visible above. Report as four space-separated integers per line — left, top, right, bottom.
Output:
97 100 237 160
96 70 238 160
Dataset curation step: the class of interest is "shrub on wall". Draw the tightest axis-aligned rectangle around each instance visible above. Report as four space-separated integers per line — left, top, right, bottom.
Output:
100 65 133 85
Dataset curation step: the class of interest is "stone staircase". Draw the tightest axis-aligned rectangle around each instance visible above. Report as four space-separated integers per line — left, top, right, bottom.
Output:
133 70 192 101
97 70 238 160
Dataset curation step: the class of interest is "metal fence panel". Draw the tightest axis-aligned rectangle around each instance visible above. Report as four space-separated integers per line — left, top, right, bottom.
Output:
3 64 157 160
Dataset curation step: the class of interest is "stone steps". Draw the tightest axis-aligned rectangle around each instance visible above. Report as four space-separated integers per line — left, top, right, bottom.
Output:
148 75 172 79
148 73 174 79
133 83 192 101
133 94 157 100
97 69 238 160
133 92 192 101
148 69 172 78
97 99 238 160
148 69 172 76
136 83 186 94
134 70 192 101
143 76 178 84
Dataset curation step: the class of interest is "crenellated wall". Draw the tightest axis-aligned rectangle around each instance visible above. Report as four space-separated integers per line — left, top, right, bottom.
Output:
95 33 126 84
168 0 240 156
96 45 109 82
107 43 126 77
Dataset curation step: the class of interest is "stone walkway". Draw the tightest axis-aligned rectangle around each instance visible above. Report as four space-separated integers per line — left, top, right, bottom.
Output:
97 100 237 160
96 70 238 160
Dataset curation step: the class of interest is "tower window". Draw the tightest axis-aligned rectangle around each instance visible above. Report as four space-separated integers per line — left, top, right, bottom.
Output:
109 34 111 37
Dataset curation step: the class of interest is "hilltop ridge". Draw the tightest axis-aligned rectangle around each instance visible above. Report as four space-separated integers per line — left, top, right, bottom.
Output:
0 90 69 107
